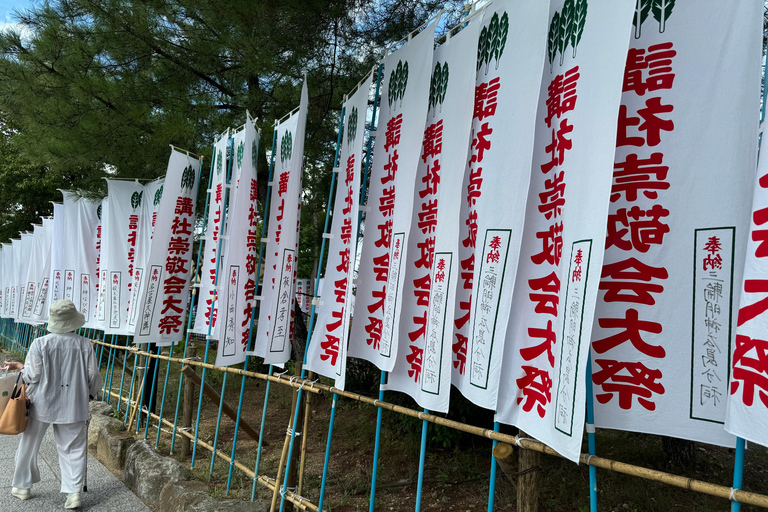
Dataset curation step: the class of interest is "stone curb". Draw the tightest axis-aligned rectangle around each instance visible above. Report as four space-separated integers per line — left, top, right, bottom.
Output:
88 402 269 511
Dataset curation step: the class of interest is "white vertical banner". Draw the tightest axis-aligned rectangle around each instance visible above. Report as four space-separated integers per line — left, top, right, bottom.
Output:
496 0 635 462
95 198 109 331
48 203 65 309
191 132 229 337
104 180 145 334
386 20 481 412
305 74 373 389
444 0 549 411
0 247 6 319
22 222 53 325
13 235 33 323
592 0 760 447
727 132 768 447
252 82 309 366
215 116 260 367
127 179 164 334
20 230 40 323
2 243 12 318
76 196 102 329
349 21 437 371
134 150 201 346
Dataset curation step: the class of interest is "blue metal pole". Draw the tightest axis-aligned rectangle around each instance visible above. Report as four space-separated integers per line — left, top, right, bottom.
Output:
170 160 212 454
117 336 129 417
586 356 598 512
105 333 116 403
251 365 273 501
192 134 235 468
731 437 746 512
487 421 499 512
155 343 175 447
144 344 163 439
135 342 151 434
415 409 430 512
369 372 387 512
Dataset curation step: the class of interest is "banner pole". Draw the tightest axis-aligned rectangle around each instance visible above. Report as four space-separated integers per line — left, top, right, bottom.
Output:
251 125 280 502
105 333 117 403
731 437 746 512
144 344 162 438
171 158 212 454
193 134 235 468
487 421 499 512
415 408 430 512
369 371 387 512
209 137 237 477
586 356 598 512
226 127 263 494
117 336 129 417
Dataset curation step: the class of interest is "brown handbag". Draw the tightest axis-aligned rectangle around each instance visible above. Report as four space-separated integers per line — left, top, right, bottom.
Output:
0 374 29 435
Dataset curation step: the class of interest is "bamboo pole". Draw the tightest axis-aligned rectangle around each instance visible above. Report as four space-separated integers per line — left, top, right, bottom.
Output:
492 443 517 484
517 430 541 512
92 339 768 509
297 371 313 497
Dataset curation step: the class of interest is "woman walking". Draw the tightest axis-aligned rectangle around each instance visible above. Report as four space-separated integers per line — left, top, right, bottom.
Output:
4 299 103 509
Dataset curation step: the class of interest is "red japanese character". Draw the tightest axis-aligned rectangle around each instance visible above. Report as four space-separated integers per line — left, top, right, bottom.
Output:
592 358 664 411
516 366 552 418
593 308 665 358
730 334 768 408
611 153 670 202
599 257 668 305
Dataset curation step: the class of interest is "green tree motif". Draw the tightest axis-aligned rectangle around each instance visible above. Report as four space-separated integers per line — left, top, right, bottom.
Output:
633 0 652 39
548 11 560 71
181 165 196 191
216 149 223 175
237 141 244 169
347 106 358 146
559 0 575 66
651 0 675 33
399 61 409 107
477 26 489 72
130 190 142 209
572 0 588 57
281 131 293 163
251 140 258 169
495 13 509 70
429 63 438 113
438 63 449 110
487 13 500 75
154 185 163 206
97 204 102 221
388 66 396 108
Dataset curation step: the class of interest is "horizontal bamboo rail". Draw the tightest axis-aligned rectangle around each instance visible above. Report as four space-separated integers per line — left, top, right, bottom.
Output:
92 338 768 509
104 389 317 511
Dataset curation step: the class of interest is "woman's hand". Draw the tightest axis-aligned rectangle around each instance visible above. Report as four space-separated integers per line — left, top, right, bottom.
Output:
2 361 23 371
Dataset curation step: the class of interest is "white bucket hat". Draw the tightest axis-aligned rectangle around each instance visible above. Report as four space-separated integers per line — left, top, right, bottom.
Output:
47 299 86 334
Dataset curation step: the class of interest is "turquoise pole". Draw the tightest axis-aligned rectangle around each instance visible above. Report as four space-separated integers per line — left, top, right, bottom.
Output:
105 333 116 403
124 338 140 426
117 336 129 417
731 437 746 512
586 356 598 512
415 409 430 512
135 342 151 434
170 159 212 454
250 124 279 501
369 371 387 512
192 134 235 468
155 343 175 448
144 345 162 439
225 128 263 494
487 421 499 512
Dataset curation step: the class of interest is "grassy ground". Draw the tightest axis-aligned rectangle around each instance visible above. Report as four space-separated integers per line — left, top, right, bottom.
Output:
6 337 768 511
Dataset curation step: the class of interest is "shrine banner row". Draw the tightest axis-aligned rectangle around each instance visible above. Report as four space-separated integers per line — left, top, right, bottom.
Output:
1 0 767 464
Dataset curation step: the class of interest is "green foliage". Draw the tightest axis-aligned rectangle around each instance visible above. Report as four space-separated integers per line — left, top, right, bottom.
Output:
387 60 409 109
154 185 163 206
428 62 449 116
478 11 509 74
216 149 223 176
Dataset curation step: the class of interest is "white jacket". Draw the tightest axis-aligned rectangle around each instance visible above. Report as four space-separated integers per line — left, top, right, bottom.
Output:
22 332 103 423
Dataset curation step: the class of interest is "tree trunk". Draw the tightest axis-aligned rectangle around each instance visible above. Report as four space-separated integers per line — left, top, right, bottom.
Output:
662 436 695 467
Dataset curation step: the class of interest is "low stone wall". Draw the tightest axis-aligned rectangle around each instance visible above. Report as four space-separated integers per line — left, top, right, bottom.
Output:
88 402 268 512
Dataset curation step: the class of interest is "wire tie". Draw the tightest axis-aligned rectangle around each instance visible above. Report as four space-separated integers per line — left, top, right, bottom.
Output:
730 487 737 501
309 379 318 392
276 369 289 378
586 454 594 466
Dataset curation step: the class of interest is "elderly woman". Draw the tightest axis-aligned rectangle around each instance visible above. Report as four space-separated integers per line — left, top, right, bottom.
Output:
4 299 103 510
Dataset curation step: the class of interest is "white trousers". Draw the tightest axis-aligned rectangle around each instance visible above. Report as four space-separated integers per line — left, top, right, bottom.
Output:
12 416 87 494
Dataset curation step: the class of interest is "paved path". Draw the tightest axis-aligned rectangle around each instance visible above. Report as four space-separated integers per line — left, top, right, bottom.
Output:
0 428 151 511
